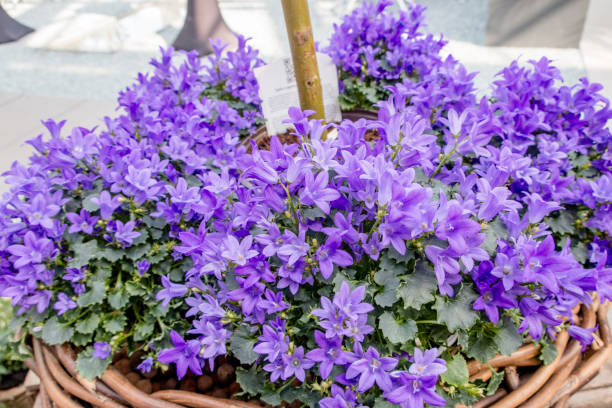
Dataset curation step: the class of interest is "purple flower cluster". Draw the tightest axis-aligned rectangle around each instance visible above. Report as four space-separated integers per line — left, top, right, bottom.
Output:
0 36 263 374
324 0 476 117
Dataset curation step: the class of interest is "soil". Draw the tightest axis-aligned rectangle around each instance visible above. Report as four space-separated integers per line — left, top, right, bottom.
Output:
0 369 27 390
112 352 284 407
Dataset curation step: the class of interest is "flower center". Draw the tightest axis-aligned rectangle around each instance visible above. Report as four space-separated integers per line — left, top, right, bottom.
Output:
370 359 381 369
483 292 493 302
292 358 300 367
503 266 511 275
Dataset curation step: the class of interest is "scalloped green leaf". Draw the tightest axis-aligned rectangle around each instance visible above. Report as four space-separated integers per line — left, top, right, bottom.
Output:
433 286 479 332
42 316 74 345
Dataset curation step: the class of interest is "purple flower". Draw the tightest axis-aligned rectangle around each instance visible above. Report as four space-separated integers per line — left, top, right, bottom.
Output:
333 282 374 318
434 199 481 254
518 297 562 339
346 346 397 392
305 330 349 379
312 283 374 340
568 325 596 352
299 170 340 214
316 238 353 279
277 229 309 266
137 357 154 374
523 193 562 224
192 321 230 368
319 385 358 408
384 371 446 407
254 319 289 363
490 252 522 291
25 193 60 229
137 259 151 276
90 191 122 219
93 342 111 359
66 209 98 234
156 275 188 307
281 346 314 382
157 330 203 379
221 235 258 266
112 220 140 246
62 268 85 282
259 289 289 314
473 282 516 323
7 231 55 268
53 293 77 315
409 348 446 377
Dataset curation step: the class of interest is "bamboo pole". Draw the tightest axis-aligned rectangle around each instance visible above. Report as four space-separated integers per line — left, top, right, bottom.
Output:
280 0 325 121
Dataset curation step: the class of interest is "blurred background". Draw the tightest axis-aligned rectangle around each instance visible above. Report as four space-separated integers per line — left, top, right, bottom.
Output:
0 0 610 175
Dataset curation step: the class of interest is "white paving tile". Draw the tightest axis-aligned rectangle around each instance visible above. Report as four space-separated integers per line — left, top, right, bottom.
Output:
580 0 612 102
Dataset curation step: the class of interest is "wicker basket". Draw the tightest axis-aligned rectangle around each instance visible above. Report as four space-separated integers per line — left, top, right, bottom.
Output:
29 297 612 408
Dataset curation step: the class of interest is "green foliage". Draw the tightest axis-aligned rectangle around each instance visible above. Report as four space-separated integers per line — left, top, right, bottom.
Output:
378 312 417 344
236 366 265 395
0 299 28 383
76 346 111 380
441 354 469 386
539 339 558 365
397 261 437 309
230 325 258 364
433 286 479 332
42 316 74 345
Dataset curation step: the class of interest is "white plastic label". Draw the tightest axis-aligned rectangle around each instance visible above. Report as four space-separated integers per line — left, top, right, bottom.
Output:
254 52 341 136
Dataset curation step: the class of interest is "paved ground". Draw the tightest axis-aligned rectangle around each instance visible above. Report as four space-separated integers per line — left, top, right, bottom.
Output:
1 1 612 405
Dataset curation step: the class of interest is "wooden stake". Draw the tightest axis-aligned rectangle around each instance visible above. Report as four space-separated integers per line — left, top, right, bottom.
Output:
280 0 325 120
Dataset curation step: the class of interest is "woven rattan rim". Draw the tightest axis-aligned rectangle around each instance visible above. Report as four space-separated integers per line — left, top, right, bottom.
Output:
30 297 612 408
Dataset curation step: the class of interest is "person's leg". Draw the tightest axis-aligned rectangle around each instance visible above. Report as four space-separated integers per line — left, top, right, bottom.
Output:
173 0 238 56
0 4 34 44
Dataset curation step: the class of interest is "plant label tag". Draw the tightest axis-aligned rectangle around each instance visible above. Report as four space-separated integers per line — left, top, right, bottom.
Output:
254 52 342 136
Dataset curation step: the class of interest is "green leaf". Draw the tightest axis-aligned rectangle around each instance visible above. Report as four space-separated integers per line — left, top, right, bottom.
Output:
379 312 417 344
127 244 151 261
374 268 400 307
42 316 74 345
75 314 100 334
108 287 130 309
539 339 558 365
260 390 282 406
441 354 469 386
482 218 508 255
497 317 523 356
76 347 111 380
71 332 92 347
103 315 127 334
134 320 155 342
83 194 100 212
571 241 588 264
486 368 504 396
236 366 265 395
398 261 437 309
100 247 123 262
466 329 499 362
373 398 395 408
433 286 479 332
230 326 257 364
77 281 106 307
68 240 99 268
125 281 146 296
547 210 576 235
